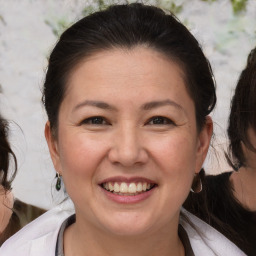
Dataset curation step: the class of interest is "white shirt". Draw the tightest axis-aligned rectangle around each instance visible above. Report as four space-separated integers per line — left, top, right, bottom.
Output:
0 203 246 256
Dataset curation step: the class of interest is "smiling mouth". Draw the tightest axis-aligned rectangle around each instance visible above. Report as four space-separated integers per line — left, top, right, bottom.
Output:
101 182 156 196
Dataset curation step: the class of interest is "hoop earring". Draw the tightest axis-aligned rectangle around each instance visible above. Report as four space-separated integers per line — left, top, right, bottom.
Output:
190 171 202 193
55 172 62 191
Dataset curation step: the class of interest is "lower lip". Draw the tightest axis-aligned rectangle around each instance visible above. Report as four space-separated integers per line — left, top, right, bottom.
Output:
100 186 156 204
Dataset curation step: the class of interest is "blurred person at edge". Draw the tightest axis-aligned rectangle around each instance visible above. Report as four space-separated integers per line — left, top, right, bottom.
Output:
0 117 45 245
1 3 245 256
184 47 256 256
0 116 17 244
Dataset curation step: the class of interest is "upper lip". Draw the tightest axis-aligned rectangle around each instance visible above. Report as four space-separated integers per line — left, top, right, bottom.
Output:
99 176 157 185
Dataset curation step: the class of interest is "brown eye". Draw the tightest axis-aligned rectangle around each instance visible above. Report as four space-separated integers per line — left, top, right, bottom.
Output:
147 116 174 125
81 116 109 125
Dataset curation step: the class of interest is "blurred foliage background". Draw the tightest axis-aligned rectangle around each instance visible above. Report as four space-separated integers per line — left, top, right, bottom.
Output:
44 0 252 38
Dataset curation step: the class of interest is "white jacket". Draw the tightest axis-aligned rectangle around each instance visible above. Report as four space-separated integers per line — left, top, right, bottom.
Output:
0 204 246 256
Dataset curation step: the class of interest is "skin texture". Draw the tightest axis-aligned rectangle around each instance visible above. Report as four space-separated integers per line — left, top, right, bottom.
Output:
45 47 212 256
0 186 13 234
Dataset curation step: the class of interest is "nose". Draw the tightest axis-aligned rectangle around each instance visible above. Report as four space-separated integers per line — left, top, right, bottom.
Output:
108 125 149 167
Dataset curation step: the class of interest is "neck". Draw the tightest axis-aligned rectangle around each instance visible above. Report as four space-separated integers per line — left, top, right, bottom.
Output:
63 217 184 256
230 166 256 211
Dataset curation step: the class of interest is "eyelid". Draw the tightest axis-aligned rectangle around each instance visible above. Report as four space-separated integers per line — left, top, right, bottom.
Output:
146 116 175 125
79 116 110 125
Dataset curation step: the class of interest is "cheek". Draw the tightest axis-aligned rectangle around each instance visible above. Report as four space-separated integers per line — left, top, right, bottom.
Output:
58 132 107 179
148 132 197 199
148 131 198 171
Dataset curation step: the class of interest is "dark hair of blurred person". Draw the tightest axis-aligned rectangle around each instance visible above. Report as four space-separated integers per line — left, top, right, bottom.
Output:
0 117 46 245
0 116 19 244
184 47 256 256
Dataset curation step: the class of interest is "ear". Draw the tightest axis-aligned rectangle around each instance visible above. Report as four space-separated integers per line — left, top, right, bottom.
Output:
195 116 213 174
45 121 62 174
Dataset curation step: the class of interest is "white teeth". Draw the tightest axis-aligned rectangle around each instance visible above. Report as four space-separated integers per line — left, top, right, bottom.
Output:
114 183 120 193
120 182 128 193
109 183 114 191
137 182 142 192
103 181 154 194
128 183 137 193
142 182 147 191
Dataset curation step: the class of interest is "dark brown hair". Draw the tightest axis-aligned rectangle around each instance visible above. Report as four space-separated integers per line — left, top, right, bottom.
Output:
227 47 256 169
0 117 17 191
0 117 18 244
42 3 216 136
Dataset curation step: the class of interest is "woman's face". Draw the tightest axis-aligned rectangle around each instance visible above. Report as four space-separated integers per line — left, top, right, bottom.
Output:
46 47 212 236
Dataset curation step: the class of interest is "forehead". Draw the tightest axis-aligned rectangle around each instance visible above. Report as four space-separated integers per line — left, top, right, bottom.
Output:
62 47 194 112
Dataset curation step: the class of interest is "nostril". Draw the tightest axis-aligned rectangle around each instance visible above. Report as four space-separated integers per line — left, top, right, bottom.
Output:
108 147 149 167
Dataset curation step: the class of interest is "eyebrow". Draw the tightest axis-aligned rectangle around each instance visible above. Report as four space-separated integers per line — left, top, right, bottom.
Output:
141 99 184 112
73 100 118 112
73 99 185 113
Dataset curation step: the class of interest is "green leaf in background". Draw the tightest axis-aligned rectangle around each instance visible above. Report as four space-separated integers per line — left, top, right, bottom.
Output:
0 15 6 25
45 18 71 38
200 0 217 2
231 0 248 14
155 0 183 14
200 0 247 14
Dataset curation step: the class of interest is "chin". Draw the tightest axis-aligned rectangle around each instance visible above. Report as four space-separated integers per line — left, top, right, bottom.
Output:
100 212 154 237
107 225 150 237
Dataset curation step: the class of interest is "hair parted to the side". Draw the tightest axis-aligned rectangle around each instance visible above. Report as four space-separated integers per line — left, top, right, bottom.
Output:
226 47 256 170
42 3 216 136
0 117 17 191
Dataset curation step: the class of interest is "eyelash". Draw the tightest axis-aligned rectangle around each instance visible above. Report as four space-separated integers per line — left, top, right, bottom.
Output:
146 116 175 126
80 116 175 126
80 116 109 125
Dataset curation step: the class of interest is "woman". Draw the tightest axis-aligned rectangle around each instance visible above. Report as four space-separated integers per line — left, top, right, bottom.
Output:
0 4 245 255
0 117 45 245
0 116 18 244
184 47 256 255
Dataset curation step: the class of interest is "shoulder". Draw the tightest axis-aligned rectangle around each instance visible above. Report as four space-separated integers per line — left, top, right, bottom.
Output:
180 208 246 256
0 200 74 256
